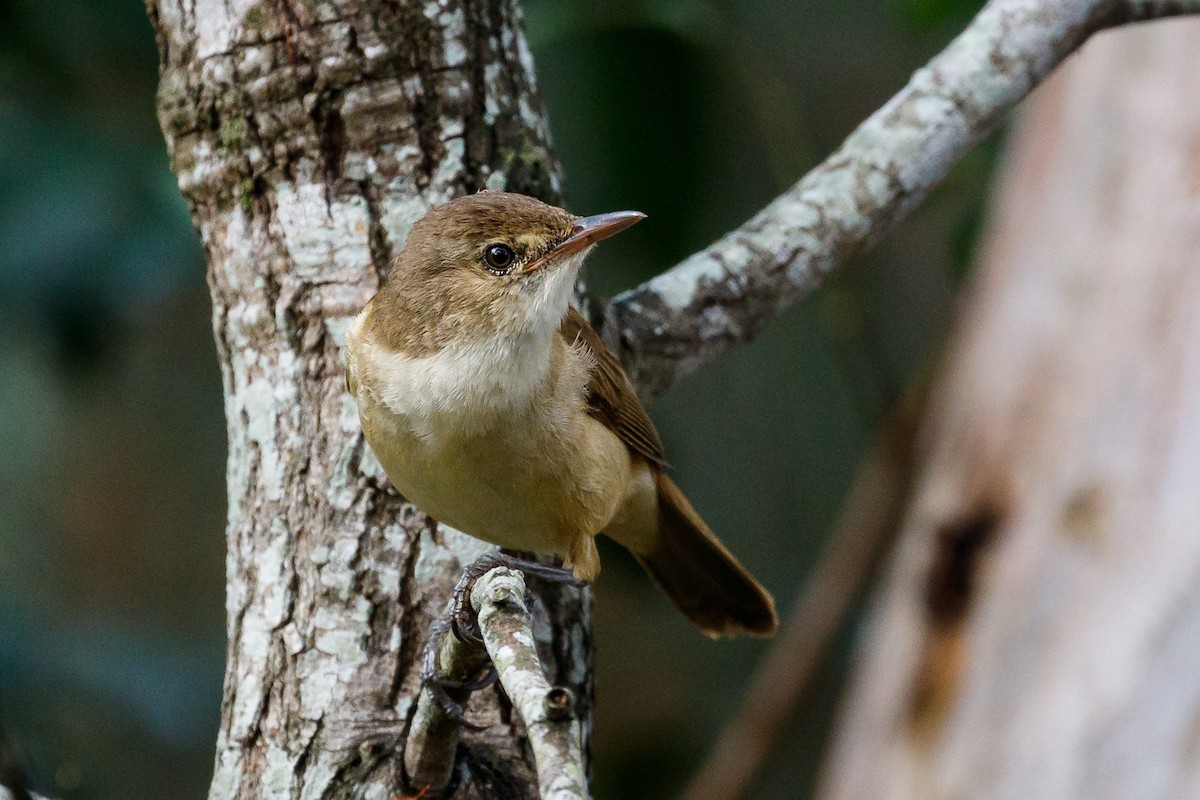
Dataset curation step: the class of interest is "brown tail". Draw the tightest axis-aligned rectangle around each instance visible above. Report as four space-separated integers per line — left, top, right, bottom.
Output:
636 471 778 638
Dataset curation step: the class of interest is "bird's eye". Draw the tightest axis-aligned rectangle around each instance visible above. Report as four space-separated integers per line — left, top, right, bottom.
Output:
483 243 516 273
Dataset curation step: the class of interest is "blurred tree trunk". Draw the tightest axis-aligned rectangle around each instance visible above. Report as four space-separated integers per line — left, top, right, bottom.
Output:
145 2 589 798
820 20 1200 800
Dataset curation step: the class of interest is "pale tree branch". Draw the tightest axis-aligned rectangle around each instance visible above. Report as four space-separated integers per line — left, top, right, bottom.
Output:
472 569 587 800
604 0 1200 401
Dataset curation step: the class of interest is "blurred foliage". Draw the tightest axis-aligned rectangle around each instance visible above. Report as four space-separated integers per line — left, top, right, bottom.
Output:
897 0 984 32
1 0 222 797
0 0 199 371
0 0 997 798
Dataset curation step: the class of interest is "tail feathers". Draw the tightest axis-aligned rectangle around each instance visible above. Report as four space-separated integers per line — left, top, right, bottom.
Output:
637 471 778 638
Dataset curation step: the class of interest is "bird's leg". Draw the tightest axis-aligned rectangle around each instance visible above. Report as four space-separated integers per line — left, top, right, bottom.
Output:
450 548 586 644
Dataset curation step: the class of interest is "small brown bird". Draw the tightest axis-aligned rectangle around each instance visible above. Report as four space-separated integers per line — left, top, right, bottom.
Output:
345 191 776 637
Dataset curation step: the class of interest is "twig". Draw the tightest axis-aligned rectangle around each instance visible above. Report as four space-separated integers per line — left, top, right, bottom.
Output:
403 568 588 800
604 0 1200 402
403 617 493 795
681 389 928 800
472 568 587 800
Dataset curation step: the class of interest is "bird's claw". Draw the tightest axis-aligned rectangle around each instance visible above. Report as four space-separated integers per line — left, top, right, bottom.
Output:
427 677 491 731
448 548 585 644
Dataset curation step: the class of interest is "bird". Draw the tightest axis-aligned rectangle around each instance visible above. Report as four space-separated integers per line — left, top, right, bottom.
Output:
344 191 776 637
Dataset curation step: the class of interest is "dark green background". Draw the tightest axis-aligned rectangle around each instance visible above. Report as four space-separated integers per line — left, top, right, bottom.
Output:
0 0 988 797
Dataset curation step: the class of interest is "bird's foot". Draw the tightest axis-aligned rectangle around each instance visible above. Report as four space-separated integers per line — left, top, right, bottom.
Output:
450 548 586 644
419 617 497 731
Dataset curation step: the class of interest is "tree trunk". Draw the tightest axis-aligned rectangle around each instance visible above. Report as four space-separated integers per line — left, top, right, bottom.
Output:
145 2 588 797
819 19 1200 800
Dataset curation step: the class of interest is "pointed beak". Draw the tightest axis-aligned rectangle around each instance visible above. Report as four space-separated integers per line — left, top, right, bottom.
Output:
523 210 646 273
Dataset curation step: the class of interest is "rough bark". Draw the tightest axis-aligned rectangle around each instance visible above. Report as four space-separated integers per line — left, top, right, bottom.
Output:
819 19 1200 800
145 2 589 798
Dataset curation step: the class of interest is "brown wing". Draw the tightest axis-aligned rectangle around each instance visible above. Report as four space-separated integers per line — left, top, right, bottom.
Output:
559 306 666 467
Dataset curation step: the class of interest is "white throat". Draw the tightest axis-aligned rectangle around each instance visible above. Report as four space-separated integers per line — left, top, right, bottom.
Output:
355 252 585 440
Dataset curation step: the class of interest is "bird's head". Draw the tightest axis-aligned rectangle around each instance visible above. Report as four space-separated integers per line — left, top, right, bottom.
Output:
368 191 644 354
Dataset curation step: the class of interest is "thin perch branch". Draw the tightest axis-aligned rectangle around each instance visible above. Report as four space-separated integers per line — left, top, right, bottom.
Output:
604 0 1200 401
472 569 588 800
403 617 493 795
